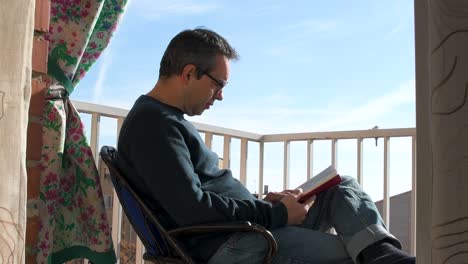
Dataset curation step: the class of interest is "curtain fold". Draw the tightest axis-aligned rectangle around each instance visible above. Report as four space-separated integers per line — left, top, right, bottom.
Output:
33 0 128 263
0 0 35 263
0 0 34 263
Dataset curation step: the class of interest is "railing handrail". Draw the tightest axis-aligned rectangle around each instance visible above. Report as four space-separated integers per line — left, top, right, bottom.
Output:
262 128 415 141
73 100 263 141
72 100 415 141
73 100 129 118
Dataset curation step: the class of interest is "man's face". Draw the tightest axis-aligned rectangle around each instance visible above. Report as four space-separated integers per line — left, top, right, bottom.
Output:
185 55 230 116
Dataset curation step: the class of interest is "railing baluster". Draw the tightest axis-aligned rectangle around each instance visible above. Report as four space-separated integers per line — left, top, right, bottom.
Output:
411 136 417 255
135 238 144 264
240 138 248 185
90 113 100 165
383 137 390 229
307 140 314 180
112 116 124 264
283 141 290 189
116 116 144 263
116 117 124 137
85 113 101 264
331 139 338 169
223 136 231 169
259 142 265 198
204 132 213 149
111 191 122 263
357 138 363 185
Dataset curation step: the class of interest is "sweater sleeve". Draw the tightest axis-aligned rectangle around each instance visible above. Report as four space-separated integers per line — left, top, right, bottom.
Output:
122 114 288 229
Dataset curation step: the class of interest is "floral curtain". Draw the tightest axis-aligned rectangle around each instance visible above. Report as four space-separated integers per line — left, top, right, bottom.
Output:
33 0 128 263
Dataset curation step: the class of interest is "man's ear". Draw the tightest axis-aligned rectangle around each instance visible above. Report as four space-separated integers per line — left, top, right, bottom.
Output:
181 64 197 83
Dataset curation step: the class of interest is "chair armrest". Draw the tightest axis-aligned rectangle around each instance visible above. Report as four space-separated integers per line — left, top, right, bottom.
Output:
167 221 277 264
167 221 271 237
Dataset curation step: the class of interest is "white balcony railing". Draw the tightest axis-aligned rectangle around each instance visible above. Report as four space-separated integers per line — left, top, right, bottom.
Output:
74 100 417 263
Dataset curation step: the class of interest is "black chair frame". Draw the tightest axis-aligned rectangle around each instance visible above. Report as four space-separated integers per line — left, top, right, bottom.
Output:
100 146 278 264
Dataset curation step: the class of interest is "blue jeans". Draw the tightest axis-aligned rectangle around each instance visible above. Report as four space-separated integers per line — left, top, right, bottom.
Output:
207 176 401 264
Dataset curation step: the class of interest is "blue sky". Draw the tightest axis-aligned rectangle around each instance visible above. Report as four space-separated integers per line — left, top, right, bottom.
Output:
74 0 415 201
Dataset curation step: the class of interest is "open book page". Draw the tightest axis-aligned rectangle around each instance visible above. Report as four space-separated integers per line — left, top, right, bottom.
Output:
296 165 341 203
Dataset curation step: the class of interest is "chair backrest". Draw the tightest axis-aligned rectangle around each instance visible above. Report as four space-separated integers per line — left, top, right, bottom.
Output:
100 146 192 263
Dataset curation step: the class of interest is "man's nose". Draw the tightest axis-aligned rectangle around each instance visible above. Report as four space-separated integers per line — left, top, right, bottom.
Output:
214 90 223 101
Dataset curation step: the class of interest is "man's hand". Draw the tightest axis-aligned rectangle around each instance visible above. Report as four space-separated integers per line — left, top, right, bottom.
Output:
280 192 316 226
264 189 302 203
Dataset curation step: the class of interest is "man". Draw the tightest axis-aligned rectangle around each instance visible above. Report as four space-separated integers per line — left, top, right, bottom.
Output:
117 28 416 264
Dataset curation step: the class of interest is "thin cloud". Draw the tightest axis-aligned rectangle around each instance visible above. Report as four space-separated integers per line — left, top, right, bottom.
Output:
263 18 341 57
383 23 404 39
390 24 403 35
132 0 219 21
283 19 340 33
262 93 295 107
237 4 283 18
315 79 415 131
263 46 295 57
91 0 131 103
90 1 132 104
92 50 112 103
92 75 156 110
189 79 415 134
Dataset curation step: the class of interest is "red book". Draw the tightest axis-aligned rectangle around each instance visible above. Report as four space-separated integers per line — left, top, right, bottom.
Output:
297 165 342 203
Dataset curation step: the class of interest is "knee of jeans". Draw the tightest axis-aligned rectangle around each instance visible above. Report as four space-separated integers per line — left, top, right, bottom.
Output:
339 175 361 188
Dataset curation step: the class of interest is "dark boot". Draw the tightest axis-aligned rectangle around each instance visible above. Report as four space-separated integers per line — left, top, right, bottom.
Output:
359 239 415 264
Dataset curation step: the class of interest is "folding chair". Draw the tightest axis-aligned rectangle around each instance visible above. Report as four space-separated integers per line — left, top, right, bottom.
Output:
100 146 278 264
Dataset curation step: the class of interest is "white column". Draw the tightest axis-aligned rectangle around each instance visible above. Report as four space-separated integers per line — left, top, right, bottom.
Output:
415 0 432 262
428 0 468 263
0 0 35 263
417 0 468 262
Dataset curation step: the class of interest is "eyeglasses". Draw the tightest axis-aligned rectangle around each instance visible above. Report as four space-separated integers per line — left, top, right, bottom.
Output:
202 71 227 89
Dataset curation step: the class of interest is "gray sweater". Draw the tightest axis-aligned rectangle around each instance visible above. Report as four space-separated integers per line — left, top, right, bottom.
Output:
118 95 287 261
